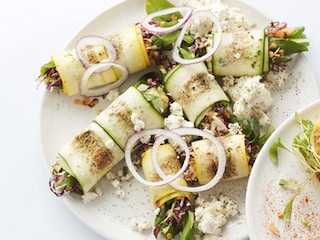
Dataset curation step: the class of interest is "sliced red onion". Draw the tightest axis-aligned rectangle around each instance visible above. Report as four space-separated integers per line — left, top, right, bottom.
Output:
80 62 128 97
75 35 117 70
125 129 190 187
141 7 192 35
172 10 222 65
152 128 226 193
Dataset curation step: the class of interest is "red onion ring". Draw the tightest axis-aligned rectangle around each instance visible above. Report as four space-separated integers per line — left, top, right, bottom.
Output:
152 128 226 192
75 35 117 70
141 7 192 35
80 62 128 97
124 129 190 187
172 10 222 65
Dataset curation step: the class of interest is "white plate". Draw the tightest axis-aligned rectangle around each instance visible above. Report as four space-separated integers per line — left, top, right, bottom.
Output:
40 0 319 239
246 100 320 239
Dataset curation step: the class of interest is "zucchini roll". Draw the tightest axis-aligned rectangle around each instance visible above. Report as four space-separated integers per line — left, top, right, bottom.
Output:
49 83 165 196
164 62 229 126
211 30 268 76
141 144 195 240
39 25 150 96
191 134 250 184
209 24 309 76
94 86 164 150
56 122 124 194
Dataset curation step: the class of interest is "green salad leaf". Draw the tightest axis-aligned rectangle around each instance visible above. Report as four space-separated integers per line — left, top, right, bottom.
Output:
146 0 174 15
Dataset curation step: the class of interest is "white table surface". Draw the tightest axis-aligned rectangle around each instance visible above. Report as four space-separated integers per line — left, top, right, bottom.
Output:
1 0 319 239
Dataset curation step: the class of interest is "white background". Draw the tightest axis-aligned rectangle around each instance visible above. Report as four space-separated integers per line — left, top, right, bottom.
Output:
1 0 319 239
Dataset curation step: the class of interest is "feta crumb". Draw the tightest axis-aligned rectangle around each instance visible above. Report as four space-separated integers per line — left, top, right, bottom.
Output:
139 134 151 144
222 75 273 127
106 166 133 199
105 139 114 149
180 0 253 32
164 115 186 129
81 187 102 204
130 219 152 232
111 179 121 189
194 194 238 238
120 172 133 181
154 207 161 215
117 168 124 177
131 112 145 132
228 122 242 135
187 15 214 38
164 101 194 129
115 188 126 199
170 101 184 117
106 88 120 101
264 70 288 91
106 171 116 180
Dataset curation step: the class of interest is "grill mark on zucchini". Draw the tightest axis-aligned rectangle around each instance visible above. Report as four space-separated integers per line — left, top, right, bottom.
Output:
108 100 135 137
72 130 113 173
176 72 212 104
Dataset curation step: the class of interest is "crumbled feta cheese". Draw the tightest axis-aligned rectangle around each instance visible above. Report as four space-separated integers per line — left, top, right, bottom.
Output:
164 101 194 129
115 188 126 199
228 122 243 135
222 75 273 127
106 171 116 180
111 179 121 189
120 172 132 181
130 219 153 232
117 168 125 178
105 139 114 149
138 134 151 145
118 168 133 181
187 15 214 38
106 166 132 199
154 207 161 215
81 187 102 204
131 112 145 132
106 88 120 101
170 101 184 117
164 115 186 129
194 194 238 238
264 70 288 91
180 0 253 32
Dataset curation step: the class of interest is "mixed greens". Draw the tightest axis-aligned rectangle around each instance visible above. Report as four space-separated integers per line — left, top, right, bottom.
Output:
154 198 195 240
266 22 310 71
